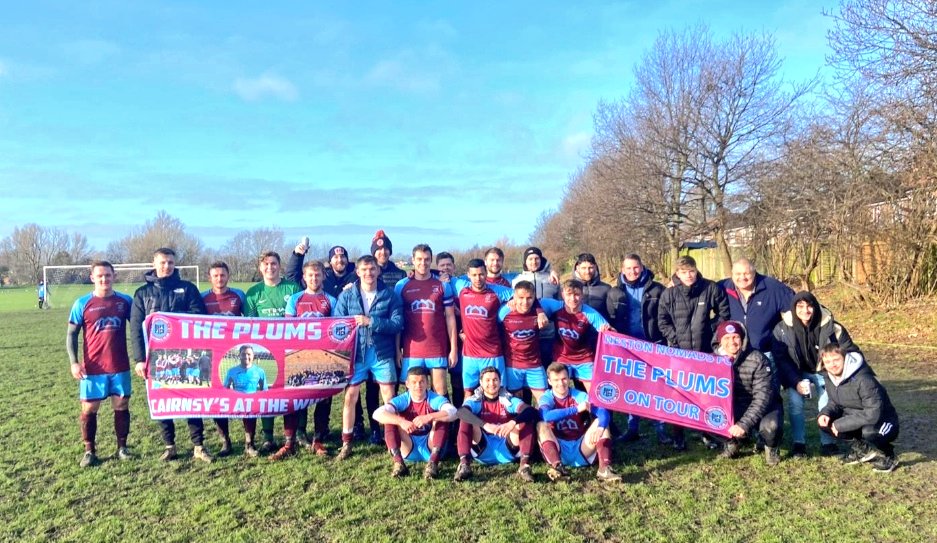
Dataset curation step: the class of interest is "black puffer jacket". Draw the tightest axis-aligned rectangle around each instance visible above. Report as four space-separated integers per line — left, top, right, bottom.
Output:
658 274 729 352
606 270 665 343
573 266 611 320
130 269 206 362
771 293 860 388
820 353 898 433
717 329 782 434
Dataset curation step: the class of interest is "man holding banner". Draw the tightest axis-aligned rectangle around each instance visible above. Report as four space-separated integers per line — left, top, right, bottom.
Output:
245 251 303 460
131 248 211 463
657 255 730 450
714 321 783 466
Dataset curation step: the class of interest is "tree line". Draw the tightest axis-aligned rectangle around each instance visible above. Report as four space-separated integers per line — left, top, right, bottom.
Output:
531 1 937 305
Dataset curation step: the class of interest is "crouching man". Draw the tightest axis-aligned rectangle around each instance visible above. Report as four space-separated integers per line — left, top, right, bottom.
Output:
453 367 538 482
818 343 900 473
373 367 457 479
537 362 621 482
714 320 784 466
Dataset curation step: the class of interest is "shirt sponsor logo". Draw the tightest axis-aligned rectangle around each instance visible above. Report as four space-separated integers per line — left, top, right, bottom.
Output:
558 327 580 340
410 299 436 312
510 329 537 340
464 305 489 317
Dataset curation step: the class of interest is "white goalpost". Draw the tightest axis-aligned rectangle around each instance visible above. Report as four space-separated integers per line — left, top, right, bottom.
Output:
42 263 200 309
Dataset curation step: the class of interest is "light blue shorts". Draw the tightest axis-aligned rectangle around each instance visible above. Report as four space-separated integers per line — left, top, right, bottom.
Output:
80 371 132 401
400 357 448 381
566 362 594 382
462 356 506 390
472 433 519 465
505 367 547 392
559 436 596 467
404 433 432 463
351 348 396 385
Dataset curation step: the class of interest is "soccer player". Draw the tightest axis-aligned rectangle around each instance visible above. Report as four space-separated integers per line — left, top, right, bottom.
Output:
818 343 900 472
452 259 515 399
498 280 551 403
483 247 514 287
334 255 404 460
67 261 134 467
130 248 212 462
38 281 47 309
244 251 302 459
285 259 338 456
202 261 246 316
572 253 612 320
394 244 458 398
547 279 612 393
373 367 457 479
537 363 621 482
453 367 538 482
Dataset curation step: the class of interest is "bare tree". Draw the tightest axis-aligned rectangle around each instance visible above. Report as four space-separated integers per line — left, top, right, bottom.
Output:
106 211 203 264
0 224 94 284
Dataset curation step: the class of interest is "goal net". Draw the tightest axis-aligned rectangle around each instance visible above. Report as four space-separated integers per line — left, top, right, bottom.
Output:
42 263 200 310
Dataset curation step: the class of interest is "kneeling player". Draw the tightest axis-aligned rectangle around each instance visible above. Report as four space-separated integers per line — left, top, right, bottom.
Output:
537 362 621 482
453 367 538 482
373 367 457 479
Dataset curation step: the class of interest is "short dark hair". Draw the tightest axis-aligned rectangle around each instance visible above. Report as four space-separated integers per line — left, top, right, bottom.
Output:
436 251 454 264
259 251 281 264
514 280 535 293
154 247 176 257
357 254 377 267
412 244 433 257
467 258 485 270
546 362 569 377
484 247 504 259
820 342 847 358
91 260 114 272
479 366 501 379
209 261 229 273
406 366 430 378
575 253 597 266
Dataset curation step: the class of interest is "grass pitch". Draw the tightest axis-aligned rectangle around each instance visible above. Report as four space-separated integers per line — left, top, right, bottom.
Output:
0 306 935 542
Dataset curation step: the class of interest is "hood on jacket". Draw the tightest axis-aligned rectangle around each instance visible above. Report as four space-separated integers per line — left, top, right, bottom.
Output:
788 291 823 329
780 302 834 328
572 255 602 286
826 351 865 386
144 268 181 286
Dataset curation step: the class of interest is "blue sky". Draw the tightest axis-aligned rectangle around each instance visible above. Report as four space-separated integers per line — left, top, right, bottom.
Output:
0 1 836 257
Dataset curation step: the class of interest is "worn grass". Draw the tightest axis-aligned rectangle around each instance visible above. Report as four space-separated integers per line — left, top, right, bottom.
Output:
0 306 935 542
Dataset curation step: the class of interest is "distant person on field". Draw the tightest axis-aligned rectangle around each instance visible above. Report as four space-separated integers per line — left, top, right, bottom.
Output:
772 291 861 458
38 281 47 309
130 248 212 463
67 261 134 468
817 343 899 472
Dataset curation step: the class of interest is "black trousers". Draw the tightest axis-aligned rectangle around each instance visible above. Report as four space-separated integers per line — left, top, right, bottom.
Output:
159 418 204 446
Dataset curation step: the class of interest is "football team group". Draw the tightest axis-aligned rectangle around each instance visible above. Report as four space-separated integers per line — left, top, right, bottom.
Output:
66 229 901 482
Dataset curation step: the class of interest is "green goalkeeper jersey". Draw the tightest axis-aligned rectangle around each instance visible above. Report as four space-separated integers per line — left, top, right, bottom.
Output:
244 280 303 318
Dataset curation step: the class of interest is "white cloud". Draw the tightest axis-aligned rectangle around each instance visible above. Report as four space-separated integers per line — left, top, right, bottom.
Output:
560 131 591 161
365 47 456 94
233 73 299 102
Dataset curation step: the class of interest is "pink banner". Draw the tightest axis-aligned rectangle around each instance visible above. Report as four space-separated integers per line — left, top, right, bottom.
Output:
142 312 357 419
589 331 734 437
